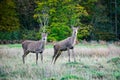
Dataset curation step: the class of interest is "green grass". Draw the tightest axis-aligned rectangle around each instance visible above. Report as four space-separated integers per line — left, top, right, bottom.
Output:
77 43 108 48
0 43 120 80
0 44 22 48
60 75 84 80
0 44 53 48
0 43 108 48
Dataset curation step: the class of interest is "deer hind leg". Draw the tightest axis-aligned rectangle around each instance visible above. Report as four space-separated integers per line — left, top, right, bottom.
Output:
36 53 38 64
52 50 57 64
54 50 61 64
22 50 29 64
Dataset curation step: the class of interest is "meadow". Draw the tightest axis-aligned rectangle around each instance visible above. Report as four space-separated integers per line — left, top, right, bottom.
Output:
0 42 120 80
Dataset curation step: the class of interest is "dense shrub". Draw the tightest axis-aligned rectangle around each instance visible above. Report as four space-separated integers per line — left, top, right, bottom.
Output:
47 22 71 42
0 31 21 40
96 31 117 41
21 29 41 40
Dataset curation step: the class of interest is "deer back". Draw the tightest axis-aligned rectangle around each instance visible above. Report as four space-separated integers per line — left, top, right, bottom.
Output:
27 41 44 53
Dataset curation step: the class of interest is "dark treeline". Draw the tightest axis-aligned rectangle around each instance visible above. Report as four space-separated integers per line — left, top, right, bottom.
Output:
0 0 120 42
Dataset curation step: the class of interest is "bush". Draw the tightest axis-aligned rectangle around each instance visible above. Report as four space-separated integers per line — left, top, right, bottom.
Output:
77 25 92 41
21 29 41 40
0 31 21 40
47 22 71 42
95 31 116 41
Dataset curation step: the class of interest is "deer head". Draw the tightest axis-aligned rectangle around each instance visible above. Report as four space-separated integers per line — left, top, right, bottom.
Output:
72 27 79 37
41 33 47 43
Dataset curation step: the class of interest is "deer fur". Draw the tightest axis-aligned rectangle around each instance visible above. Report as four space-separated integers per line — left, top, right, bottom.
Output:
52 27 78 64
22 33 47 64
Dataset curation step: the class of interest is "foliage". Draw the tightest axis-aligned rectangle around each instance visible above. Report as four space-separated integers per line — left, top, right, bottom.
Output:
1 0 120 41
80 0 120 40
95 31 117 41
0 31 21 40
34 0 49 32
78 24 93 40
0 0 20 32
15 0 38 30
21 29 41 40
47 22 71 41
34 0 89 41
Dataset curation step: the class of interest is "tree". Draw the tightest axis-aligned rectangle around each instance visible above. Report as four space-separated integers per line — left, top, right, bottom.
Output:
0 0 20 32
15 0 38 30
34 0 89 41
80 0 119 40
34 0 49 32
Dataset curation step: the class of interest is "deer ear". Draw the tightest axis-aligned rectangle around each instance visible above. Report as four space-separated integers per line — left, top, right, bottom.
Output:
45 33 48 36
41 33 45 36
76 26 80 30
71 26 75 29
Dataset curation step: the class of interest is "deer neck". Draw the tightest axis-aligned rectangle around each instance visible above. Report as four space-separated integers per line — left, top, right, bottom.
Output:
42 40 46 45
71 35 77 45
39 40 46 49
39 40 46 45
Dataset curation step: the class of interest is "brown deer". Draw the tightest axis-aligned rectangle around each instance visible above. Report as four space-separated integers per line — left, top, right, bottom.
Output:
52 27 78 64
22 33 47 64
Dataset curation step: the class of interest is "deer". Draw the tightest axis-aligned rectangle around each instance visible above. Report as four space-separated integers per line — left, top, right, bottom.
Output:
52 27 78 64
22 33 47 64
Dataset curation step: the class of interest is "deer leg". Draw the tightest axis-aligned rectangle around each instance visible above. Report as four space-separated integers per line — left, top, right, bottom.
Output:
41 53 43 63
36 53 38 64
72 49 76 62
52 50 57 64
54 51 61 64
67 48 71 62
22 51 29 64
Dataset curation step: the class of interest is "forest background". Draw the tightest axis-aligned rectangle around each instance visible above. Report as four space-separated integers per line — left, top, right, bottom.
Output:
0 0 120 42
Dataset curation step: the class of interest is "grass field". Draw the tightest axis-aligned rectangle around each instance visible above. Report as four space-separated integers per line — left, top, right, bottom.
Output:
0 43 120 80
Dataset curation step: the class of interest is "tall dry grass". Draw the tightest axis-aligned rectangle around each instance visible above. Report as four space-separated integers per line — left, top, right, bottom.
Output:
0 43 120 80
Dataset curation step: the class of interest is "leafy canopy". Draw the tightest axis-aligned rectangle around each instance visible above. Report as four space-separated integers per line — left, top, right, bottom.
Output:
0 0 20 32
34 0 90 41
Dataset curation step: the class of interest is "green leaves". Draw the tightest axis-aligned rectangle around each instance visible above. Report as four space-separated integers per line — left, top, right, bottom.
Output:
0 0 20 32
34 0 90 41
47 22 71 41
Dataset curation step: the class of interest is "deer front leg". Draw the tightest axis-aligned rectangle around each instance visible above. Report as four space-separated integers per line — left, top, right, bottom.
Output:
67 48 71 62
36 53 38 64
72 49 76 62
41 53 43 63
22 51 29 64
54 50 61 64
52 51 56 64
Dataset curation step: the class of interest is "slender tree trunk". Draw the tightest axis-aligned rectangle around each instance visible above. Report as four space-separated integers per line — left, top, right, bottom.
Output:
115 0 118 38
